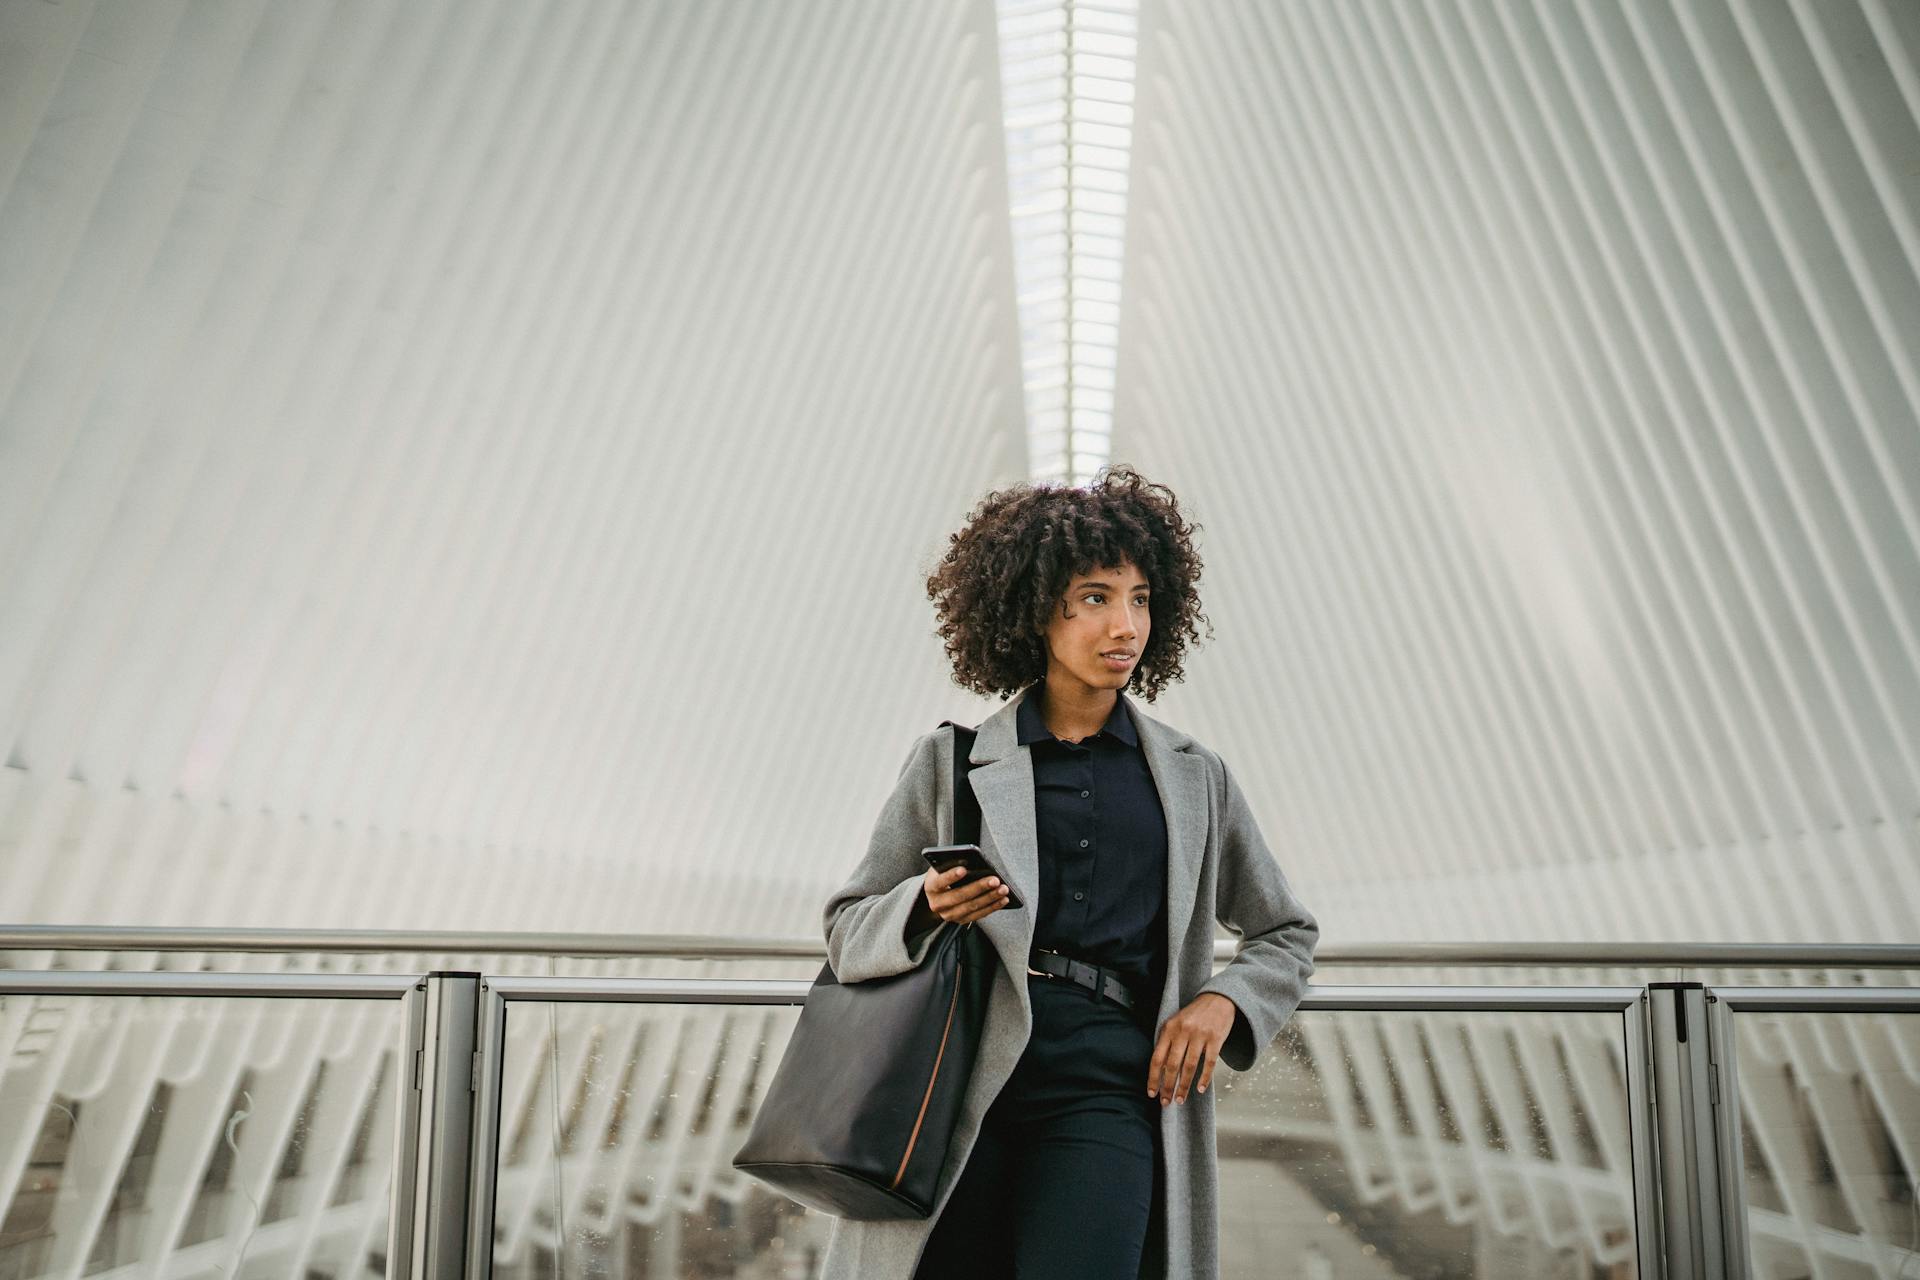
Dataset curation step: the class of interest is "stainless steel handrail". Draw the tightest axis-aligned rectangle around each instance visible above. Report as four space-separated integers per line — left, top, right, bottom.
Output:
1 925 1916 968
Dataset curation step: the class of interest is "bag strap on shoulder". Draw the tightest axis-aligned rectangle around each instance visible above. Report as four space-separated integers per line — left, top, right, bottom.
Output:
937 721 981 847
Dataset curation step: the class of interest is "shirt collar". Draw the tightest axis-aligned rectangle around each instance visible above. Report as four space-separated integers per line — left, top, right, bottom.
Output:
1015 683 1140 748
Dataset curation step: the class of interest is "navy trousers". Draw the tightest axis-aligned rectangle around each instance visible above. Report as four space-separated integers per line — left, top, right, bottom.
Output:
912 972 1163 1280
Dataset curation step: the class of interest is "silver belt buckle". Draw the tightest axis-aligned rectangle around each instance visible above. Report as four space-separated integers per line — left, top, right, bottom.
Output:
1029 947 1061 982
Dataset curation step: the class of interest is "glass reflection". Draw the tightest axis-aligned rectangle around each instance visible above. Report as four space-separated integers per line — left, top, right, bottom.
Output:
1730 1011 1920 1280
492 1003 828 1279
0 994 403 1280
1212 1010 1640 1279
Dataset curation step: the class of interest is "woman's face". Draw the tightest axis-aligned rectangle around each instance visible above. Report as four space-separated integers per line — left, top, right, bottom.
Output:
1043 558 1152 693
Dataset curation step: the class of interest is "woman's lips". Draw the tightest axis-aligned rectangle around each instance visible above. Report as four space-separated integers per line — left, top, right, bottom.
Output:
1101 652 1134 669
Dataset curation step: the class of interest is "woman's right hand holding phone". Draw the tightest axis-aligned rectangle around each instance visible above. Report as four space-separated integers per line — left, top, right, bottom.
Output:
922 864 1012 925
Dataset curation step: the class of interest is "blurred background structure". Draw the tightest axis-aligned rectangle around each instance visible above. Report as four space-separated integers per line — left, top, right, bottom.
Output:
1 1 1916 1277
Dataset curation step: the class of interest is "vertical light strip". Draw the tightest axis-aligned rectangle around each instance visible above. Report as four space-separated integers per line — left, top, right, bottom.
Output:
997 0 1138 484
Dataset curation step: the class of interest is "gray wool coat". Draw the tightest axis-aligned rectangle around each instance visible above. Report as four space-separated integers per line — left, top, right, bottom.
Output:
816 684 1320 1280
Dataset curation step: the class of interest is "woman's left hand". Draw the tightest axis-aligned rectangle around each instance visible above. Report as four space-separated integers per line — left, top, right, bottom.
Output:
1148 991 1238 1105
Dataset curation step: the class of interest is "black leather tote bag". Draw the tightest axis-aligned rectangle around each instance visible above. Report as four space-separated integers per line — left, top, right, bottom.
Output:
731 721 997 1219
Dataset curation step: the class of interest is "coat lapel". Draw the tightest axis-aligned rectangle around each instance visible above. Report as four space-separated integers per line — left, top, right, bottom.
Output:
958 695 1038 984
1135 706 1212 999
958 685 1213 1014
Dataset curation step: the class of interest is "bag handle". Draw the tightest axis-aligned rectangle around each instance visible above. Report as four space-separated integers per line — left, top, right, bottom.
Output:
937 721 981 847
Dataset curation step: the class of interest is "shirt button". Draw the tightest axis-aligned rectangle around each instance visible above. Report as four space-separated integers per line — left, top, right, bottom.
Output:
1073 891 1085 901
1079 838 1089 848
1080 790 1090 798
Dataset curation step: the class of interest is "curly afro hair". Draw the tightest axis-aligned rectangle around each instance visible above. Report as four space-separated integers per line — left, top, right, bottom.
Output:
925 463 1212 701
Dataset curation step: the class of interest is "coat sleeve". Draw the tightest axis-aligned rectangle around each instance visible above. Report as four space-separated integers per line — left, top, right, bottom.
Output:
820 726 952 983
1196 754 1320 1071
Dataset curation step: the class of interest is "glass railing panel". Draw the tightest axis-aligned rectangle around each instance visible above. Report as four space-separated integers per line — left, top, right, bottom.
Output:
486 992 1648 1280
489 1000 823 1279
1726 1009 1920 1280
1212 1008 1642 1279
0 989 410 1280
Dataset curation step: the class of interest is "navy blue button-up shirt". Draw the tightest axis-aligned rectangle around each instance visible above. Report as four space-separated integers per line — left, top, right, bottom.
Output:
1017 685 1169 1000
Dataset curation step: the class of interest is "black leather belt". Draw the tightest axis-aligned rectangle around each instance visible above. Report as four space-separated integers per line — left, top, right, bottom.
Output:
1026 947 1140 1011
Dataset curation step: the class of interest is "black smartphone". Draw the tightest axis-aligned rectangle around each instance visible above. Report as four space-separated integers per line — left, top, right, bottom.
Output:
921 844 1023 910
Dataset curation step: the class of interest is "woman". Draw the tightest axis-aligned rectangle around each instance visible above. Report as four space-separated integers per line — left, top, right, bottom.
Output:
819 465 1319 1280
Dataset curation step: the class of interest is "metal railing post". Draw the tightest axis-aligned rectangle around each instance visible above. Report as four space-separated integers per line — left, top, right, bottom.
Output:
465 978 507 1280
409 972 482 1280
1646 982 1728 1279
1703 991 1753 1280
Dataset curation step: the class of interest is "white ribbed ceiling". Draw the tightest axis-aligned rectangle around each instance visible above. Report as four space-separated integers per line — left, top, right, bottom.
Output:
0 0 1026 935
4 11 1917 1279
1 0 1915 948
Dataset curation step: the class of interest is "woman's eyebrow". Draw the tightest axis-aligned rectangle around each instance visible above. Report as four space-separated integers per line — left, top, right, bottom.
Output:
1076 581 1150 591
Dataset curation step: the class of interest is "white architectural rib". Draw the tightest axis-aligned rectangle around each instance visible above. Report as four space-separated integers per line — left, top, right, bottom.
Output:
1329 1 1631 909
0 0 1027 940
1413 2 1712 940
1517 0 1901 941
1376 1 1658 954
1563 0 1865 939
1625 0 1920 927
1581 1 1920 935
1474 0 1850 936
